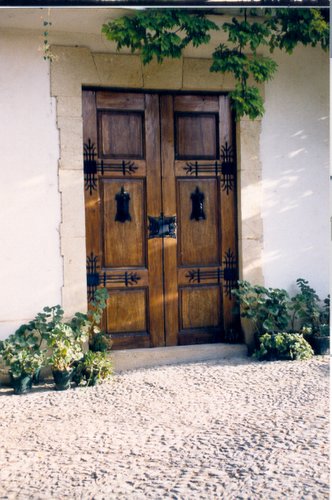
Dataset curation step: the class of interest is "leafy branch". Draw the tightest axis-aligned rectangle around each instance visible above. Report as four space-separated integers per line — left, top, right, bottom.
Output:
102 9 218 65
102 8 328 120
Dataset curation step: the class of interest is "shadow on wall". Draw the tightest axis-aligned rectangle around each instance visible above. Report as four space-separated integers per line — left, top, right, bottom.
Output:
260 115 329 297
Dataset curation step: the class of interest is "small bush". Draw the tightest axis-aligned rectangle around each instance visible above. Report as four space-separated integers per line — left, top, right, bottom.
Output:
254 332 314 361
231 280 291 336
232 278 329 359
73 351 113 387
290 278 323 333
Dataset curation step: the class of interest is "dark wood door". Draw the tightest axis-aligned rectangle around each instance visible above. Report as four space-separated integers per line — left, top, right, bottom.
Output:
83 90 240 349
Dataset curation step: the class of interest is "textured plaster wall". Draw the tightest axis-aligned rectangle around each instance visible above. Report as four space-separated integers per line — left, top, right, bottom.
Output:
260 46 329 298
0 32 62 339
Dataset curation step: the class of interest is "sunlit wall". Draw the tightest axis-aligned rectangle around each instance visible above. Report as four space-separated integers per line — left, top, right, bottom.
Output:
0 32 62 338
260 45 329 298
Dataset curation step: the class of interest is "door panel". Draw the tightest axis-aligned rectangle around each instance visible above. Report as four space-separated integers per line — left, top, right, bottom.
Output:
101 179 146 268
83 90 240 349
83 90 164 349
177 179 220 266
175 113 218 159
99 111 145 159
161 94 240 345
180 287 221 329
107 290 148 332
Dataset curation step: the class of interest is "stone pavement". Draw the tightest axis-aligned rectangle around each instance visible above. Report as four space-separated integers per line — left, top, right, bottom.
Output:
0 356 329 499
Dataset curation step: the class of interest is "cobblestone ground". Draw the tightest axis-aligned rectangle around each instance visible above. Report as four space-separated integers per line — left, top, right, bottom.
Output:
0 356 329 499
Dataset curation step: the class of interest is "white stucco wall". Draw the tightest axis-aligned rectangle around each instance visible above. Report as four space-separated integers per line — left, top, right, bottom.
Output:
260 45 329 299
0 31 62 339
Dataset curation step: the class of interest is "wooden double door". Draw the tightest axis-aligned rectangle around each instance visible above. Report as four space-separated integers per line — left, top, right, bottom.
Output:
83 90 240 349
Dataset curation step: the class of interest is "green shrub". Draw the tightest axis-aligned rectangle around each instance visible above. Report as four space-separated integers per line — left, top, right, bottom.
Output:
0 343 45 378
254 332 314 361
290 279 330 336
231 278 329 360
0 288 111 378
73 351 113 387
46 323 86 372
0 328 46 378
16 305 65 341
290 278 321 333
231 280 291 335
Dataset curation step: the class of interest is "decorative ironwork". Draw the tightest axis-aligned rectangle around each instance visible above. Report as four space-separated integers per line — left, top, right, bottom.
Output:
220 143 236 195
100 161 138 175
222 248 238 298
184 142 236 195
115 187 131 223
190 186 206 221
83 139 138 195
86 252 141 301
148 213 177 239
86 252 100 301
84 140 98 195
185 248 238 299
186 268 222 284
99 271 141 287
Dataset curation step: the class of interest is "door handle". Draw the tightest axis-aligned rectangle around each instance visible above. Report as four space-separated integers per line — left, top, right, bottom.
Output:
148 213 177 239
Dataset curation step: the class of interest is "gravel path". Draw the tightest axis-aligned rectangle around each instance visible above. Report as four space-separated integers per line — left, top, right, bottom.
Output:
0 356 329 499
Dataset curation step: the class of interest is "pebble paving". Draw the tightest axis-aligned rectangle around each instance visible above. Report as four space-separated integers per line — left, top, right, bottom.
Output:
0 356 329 499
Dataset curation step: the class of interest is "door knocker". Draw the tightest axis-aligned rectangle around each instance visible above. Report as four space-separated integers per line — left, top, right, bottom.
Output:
190 186 205 221
115 186 131 223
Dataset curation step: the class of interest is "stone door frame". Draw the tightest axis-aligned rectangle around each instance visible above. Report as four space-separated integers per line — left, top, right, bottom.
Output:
50 46 264 331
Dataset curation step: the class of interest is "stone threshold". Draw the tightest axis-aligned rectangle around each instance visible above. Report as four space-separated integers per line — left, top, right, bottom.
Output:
111 343 248 373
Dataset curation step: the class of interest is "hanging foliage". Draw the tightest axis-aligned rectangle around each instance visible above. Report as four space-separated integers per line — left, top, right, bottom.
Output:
102 8 328 120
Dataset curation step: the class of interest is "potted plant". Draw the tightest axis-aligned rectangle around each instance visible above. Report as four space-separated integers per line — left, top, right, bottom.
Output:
291 279 330 355
231 280 291 353
232 278 329 358
309 296 330 355
310 324 330 355
47 323 87 390
231 279 317 361
73 351 113 387
0 331 45 394
12 305 66 384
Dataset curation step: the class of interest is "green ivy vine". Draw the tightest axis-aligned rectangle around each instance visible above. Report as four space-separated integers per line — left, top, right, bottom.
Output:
102 8 328 120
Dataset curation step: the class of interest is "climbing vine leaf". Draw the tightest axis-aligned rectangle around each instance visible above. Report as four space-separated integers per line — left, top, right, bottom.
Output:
102 8 328 120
